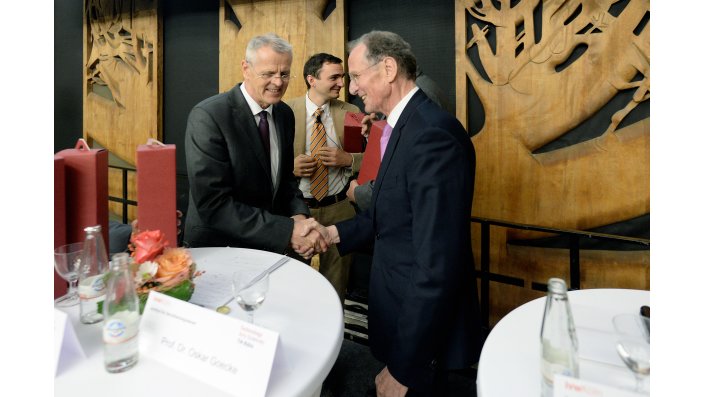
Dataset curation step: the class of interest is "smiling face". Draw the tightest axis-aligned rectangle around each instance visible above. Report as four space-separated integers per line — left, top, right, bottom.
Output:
307 62 345 105
348 44 388 114
242 45 292 109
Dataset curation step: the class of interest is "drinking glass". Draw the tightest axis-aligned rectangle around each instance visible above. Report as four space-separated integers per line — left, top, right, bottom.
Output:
615 338 650 393
232 268 269 324
613 313 650 393
54 243 84 307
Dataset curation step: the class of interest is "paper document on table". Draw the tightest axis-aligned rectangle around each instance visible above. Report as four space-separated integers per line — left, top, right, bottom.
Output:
188 249 287 308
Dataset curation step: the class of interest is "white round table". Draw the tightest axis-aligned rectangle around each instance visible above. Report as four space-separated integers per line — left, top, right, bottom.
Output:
477 288 650 396
54 247 343 397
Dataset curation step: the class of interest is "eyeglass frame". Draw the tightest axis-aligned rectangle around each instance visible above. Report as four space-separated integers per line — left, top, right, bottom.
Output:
246 61 294 82
348 60 382 84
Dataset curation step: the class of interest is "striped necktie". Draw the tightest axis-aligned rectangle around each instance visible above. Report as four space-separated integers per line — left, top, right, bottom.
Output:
310 108 329 201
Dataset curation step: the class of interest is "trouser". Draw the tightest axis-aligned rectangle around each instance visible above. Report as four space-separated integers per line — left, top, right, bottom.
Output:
308 199 355 302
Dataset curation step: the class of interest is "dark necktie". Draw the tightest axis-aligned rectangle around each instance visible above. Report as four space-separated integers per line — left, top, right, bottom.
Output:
258 110 270 156
310 108 329 201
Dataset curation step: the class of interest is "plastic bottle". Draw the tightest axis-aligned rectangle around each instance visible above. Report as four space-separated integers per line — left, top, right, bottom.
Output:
103 252 140 373
79 225 108 324
540 278 579 396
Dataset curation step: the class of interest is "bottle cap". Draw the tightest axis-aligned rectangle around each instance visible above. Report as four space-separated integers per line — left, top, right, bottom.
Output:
547 278 567 294
84 225 102 233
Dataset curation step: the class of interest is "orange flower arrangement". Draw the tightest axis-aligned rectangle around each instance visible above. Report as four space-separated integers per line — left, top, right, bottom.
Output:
129 229 201 312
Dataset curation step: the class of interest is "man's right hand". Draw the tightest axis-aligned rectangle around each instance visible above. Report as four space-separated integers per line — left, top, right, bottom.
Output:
293 154 317 178
360 113 378 138
291 218 329 259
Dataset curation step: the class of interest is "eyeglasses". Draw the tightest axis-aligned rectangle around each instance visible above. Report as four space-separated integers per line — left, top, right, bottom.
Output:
348 61 381 84
247 62 293 82
254 71 293 82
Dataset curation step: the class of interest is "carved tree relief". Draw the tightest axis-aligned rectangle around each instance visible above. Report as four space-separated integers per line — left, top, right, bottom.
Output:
83 0 161 220
220 0 346 99
455 0 650 322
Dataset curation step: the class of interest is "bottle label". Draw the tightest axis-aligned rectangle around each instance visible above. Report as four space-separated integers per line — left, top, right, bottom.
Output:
103 311 139 344
79 274 106 300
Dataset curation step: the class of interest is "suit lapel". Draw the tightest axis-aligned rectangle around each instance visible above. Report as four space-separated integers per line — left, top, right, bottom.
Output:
291 97 307 156
272 104 288 195
229 84 273 188
331 99 345 145
371 90 427 214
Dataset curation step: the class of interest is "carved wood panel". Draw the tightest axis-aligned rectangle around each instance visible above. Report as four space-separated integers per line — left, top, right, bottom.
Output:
219 0 346 99
83 0 162 221
455 0 650 324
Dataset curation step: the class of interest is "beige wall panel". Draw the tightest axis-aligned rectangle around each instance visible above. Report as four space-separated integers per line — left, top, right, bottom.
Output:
457 0 650 319
220 0 347 99
84 0 162 222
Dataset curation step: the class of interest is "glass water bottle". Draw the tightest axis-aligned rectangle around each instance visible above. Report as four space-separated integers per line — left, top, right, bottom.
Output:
540 278 579 396
79 225 108 324
103 252 140 373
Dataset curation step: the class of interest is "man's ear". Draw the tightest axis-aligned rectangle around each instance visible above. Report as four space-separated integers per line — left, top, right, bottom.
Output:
383 57 398 83
306 74 316 88
241 60 249 78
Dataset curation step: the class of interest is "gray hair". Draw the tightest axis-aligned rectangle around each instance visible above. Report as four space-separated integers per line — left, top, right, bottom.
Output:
245 33 293 64
347 31 416 80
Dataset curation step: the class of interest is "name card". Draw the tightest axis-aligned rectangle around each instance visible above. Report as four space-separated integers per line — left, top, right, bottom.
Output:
54 309 85 376
554 375 643 397
140 292 279 397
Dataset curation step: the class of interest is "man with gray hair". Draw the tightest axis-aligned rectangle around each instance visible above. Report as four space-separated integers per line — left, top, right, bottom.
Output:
184 33 325 258
304 31 482 396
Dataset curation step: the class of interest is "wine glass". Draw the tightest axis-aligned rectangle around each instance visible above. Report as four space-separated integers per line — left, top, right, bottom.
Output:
613 313 650 393
232 268 269 324
615 338 650 393
54 243 84 307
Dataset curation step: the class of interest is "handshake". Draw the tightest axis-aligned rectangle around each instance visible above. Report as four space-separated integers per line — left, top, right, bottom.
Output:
289 217 339 260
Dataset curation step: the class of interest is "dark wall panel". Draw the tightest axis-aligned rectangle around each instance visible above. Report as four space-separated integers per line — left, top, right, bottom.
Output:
54 0 83 153
163 0 219 175
347 0 456 112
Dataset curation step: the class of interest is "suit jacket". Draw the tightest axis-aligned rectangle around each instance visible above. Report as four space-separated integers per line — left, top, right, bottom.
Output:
287 96 363 174
336 90 482 390
183 83 309 252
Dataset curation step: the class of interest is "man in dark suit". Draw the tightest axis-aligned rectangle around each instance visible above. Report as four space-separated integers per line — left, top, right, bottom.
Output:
307 31 482 396
184 33 324 257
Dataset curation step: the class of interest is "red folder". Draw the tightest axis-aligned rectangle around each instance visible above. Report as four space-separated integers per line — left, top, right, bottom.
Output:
137 140 178 247
343 112 365 153
55 139 109 251
54 156 68 299
356 120 388 185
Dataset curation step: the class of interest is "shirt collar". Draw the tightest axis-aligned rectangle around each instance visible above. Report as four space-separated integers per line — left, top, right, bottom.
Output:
386 86 419 129
305 92 330 119
240 82 273 116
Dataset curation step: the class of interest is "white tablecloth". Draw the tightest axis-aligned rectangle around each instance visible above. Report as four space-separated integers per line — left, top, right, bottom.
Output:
55 247 344 397
477 288 650 396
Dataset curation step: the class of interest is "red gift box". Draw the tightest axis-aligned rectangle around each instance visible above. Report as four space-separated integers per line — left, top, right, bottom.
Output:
343 112 365 153
357 120 388 185
55 139 109 251
54 156 68 299
137 139 178 247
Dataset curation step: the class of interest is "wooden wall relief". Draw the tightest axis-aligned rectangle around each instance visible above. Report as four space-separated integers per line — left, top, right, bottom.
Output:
455 0 650 323
83 0 162 221
219 0 346 100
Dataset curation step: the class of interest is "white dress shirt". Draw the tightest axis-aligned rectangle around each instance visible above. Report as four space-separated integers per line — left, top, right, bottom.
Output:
240 83 280 189
298 94 348 198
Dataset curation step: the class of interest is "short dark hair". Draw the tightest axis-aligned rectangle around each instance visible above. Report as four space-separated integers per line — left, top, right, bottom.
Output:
347 31 416 81
303 53 343 89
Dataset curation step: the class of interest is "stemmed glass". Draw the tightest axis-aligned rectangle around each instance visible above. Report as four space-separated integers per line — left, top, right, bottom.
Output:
232 268 269 324
54 243 84 307
612 313 650 393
